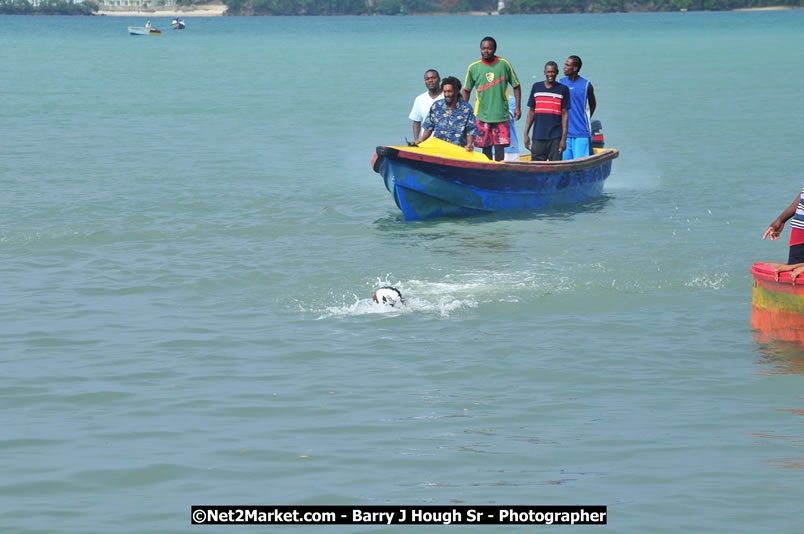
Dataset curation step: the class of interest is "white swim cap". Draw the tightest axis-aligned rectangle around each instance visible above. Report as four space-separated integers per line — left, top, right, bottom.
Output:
373 286 404 307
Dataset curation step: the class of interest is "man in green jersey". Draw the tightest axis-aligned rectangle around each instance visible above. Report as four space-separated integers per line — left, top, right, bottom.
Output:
462 36 521 161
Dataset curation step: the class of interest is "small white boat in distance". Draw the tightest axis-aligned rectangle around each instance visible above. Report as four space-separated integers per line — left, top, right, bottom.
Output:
128 22 161 36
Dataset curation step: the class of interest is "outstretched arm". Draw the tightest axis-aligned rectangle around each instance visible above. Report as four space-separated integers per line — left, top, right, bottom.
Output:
763 194 800 240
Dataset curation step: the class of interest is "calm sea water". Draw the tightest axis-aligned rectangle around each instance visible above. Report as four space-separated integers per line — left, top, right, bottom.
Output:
2 11 803 533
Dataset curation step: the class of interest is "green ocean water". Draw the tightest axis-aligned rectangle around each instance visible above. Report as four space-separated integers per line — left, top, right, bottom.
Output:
1 11 803 533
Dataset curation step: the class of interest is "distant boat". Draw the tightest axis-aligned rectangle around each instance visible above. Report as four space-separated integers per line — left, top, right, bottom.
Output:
128 25 161 36
172 17 185 30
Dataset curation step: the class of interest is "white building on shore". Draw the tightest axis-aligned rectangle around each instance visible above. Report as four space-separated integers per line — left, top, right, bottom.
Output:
29 0 175 5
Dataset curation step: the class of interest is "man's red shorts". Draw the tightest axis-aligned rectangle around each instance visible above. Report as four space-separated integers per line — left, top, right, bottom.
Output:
474 120 511 148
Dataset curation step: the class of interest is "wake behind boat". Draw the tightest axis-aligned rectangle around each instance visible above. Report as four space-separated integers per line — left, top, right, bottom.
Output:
371 136 619 221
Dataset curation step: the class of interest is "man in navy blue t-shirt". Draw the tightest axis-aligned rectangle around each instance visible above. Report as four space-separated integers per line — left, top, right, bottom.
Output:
523 61 570 161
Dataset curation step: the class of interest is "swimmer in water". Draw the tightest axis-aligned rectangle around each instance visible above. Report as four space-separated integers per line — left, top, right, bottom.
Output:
373 286 404 307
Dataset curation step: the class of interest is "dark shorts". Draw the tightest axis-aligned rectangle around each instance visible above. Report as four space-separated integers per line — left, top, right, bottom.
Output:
530 138 562 161
788 243 804 264
475 120 511 148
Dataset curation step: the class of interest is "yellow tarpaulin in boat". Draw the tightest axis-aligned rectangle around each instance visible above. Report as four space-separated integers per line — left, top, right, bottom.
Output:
389 137 495 164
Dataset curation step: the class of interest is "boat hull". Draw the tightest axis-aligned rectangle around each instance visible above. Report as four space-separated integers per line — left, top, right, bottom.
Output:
372 140 618 221
128 26 161 35
750 262 804 342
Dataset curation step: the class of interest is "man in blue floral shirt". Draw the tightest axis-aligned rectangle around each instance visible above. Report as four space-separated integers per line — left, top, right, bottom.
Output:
419 77 478 151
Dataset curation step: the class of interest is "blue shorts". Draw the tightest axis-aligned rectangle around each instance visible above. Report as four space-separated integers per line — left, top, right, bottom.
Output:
562 137 591 160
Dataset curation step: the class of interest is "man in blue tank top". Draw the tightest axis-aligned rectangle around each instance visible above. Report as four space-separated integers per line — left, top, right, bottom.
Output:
559 55 596 160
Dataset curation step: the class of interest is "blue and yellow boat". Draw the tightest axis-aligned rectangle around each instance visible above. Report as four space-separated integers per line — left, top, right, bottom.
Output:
371 137 619 221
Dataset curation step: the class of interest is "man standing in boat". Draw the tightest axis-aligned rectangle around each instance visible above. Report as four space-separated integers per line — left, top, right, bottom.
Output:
559 55 596 160
762 187 804 282
523 61 570 161
418 77 477 151
463 36 521 162
409 69 443 145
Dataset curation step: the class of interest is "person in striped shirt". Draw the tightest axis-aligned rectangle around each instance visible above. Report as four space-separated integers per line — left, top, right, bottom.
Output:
763 188 804 281
523 61 570 161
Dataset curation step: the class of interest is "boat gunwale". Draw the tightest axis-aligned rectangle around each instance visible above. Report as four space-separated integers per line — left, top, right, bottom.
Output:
751 261 804 287
377 145 619 173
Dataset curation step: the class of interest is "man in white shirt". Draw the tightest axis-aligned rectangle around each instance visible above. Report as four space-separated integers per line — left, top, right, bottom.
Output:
409 69 443 145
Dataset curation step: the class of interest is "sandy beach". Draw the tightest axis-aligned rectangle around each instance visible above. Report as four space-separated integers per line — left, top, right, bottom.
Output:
733 5 801 10
96 4 226 16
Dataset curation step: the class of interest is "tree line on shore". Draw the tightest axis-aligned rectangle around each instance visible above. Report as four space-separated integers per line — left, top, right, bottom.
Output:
0 0 98 14
505 0 800 12
0 0 799 15
222 0 799 15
